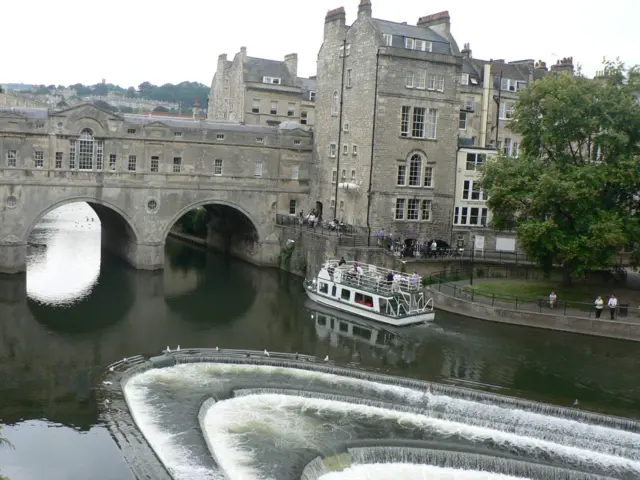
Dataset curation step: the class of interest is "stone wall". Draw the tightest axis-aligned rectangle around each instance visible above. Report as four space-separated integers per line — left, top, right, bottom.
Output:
429 289 640 342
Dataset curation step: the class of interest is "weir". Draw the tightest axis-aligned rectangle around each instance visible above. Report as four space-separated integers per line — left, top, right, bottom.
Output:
102 349 640 480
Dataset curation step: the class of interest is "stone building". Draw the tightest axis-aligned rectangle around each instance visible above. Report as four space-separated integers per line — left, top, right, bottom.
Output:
208 47 316 128
313 1 462 245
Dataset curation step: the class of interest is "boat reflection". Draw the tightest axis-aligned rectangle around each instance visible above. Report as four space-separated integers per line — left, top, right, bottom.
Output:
305 299 442 366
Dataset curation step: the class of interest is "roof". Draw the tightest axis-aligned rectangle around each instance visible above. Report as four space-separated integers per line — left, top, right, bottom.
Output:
0 107 49 119
471 59 531 82
372 19 451 54
244 57 296 86
299 77 317 100
124 114 278 133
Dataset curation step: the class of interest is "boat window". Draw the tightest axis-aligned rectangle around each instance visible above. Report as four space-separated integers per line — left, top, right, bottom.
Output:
331 285 337 296
355 292 374 308
339 322 349 332
317 315 327 326
379 298 388 313
319 282 329 294
341 288 351 301
352 326 372 340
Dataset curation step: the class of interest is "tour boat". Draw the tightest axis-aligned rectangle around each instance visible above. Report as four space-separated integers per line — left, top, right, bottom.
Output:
303 260 435 326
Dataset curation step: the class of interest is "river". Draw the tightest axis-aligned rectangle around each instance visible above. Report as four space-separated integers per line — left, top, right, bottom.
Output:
0 203 639 480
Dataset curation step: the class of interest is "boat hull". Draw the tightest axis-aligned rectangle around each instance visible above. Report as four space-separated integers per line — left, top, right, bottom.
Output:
305 290 434 326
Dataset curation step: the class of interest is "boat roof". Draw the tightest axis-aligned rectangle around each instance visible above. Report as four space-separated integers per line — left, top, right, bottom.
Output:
322 259 422 281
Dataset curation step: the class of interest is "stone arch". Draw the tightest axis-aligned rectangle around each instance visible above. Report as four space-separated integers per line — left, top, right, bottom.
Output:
74 117 107 136
162 199 262 242
406 149 428 187
22 196 141 243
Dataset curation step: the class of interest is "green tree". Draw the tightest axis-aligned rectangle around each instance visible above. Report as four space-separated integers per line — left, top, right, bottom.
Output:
482 60 640 284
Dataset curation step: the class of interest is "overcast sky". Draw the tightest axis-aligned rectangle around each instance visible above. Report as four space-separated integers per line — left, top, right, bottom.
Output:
2 0 637 88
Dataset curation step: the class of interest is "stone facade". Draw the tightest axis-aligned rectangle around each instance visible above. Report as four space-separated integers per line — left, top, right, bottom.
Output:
0 103 312 273
313 3 462 245
208 47 316 128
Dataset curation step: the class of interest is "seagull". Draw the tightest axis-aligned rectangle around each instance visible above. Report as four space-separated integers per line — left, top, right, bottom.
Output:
324 355 329 362
176 345 180 351
264 349 270 357
295 353 299 360
165 346 171 353
122 358 127 363
108 366 114 372
215 346 219 351
573 399 579 406
102 381 113 386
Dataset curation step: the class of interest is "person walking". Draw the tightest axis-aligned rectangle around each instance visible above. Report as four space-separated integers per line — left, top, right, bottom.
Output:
607 294 617 320
594 296 604 319
549 291 557 309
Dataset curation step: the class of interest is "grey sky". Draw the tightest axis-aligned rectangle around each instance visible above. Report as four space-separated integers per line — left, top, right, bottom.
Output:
3 0 637 87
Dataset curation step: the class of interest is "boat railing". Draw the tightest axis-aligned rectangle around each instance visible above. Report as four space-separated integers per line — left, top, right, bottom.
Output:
324 260 422 297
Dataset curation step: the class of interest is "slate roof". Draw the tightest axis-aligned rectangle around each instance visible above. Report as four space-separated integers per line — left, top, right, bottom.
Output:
245 57 296 86
124 114 278 133
471 59 532 82
373 19 451 54
299 77 317 101
0 107 49 118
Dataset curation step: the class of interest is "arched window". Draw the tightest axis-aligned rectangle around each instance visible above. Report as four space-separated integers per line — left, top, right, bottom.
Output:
73 128 104 171
408 153 422 186
332 90 339 115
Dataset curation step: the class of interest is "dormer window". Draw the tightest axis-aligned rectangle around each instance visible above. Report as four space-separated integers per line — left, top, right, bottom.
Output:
383 34 393 46
263 76 281 85
461 73 469 86
501 78 517 92
405 38 432 52
309 91 316 101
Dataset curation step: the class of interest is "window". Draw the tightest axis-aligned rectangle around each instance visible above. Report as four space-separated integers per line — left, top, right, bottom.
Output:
343 122 349 132
343 144 348 156
125 155 136 172
423 166 433 187
151 156 159 172
462 180 487 201
294 139 301 146
289 199 297 214
35 121 45 129
401 106 410 137
332 91 339 115
127 129 136 134
465 97 475 111
499 101 515 120
216 133 225 140
214 159 223 176
437 76 445 91
329 143 337 158
341 288 351 301
263 76 281 84
407 199 419 220
291 164 299 180
108 153 116 171
461 73 470 85
405 71 414 88
412 107 425 138
287 103 295 117
254 161 263 177
501 78 517 92
55 151 63 169
352 145 358 156
395 198 405 220
309 91 316 101
330 199 335 208
405 38 432 52
96 142 103 170
466 153 486 171
331 169 337 183
383 33 393 46
174 132 182 139
319 282 329 294
339 44 351 57
427 74 445 91
400 106 436 139
408 153 421 186
421 200 432 221
69 141 76 169
252 99 260 113
255 136 264 143
346 69 352 88
173 157 182 173
350 169 356 182
454 206 489 226
34 151 44 168
270 101 278 115
459 111 467 130
426 108 437 139
78 128 97 170
504 138 512 156
416 70 426 89
397 165 406 186
301 111 308 125
341 169 346 182
355 292 374 307
512 141 519 157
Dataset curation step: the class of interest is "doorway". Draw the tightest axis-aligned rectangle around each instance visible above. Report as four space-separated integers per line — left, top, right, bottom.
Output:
315 201 323 219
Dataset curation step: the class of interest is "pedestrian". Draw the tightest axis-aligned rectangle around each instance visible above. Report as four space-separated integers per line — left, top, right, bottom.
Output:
378 228 385 247
608 294 617 320
549 291 557 308
594 296 604 318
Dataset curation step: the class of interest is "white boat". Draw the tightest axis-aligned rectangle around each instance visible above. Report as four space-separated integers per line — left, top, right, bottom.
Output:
303 260 435 326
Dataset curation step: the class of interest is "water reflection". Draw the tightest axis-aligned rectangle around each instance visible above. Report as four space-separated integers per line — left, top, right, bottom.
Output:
0 202 640 479
27 203 100 305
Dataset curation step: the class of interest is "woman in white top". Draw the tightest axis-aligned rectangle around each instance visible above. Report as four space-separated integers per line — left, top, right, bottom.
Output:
594 296 604 318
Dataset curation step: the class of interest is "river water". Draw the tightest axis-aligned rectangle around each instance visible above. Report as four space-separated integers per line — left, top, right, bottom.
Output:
0 203 639 480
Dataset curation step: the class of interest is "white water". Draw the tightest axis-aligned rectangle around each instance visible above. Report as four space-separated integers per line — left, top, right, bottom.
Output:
124 363 640 480
318 464 529 480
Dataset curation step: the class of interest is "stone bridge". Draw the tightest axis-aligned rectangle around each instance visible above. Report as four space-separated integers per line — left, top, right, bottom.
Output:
0 104 313 273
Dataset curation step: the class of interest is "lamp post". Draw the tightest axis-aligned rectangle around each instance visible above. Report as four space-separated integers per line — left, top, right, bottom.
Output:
470 234 476 286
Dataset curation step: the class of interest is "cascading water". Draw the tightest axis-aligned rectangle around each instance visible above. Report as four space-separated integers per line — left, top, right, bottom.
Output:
114 351 640 480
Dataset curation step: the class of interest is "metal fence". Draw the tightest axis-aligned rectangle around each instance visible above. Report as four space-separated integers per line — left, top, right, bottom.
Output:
426 268 635 320
275 214 367 236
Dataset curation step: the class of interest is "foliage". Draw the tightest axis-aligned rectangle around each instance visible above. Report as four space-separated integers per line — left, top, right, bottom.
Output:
482 60 640 284
92 100 118 112
178 208 210 237
278 243 295 268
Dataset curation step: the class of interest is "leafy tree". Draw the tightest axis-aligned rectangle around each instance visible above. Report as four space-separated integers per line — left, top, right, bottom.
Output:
118 105 134 114
92 100 117 112
126 87 137 98
482 60 640 284
153 106 169 113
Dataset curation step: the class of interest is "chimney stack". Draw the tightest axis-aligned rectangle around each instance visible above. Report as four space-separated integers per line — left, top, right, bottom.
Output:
461 42 471 59
284 53 298 78
358 0 372 19
192 98 200 120
240 46 247 57
550 57 574 76
324 7 346 37
417 11 450 37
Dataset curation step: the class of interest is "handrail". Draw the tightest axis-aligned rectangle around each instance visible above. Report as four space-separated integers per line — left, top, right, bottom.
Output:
325 260 422 297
